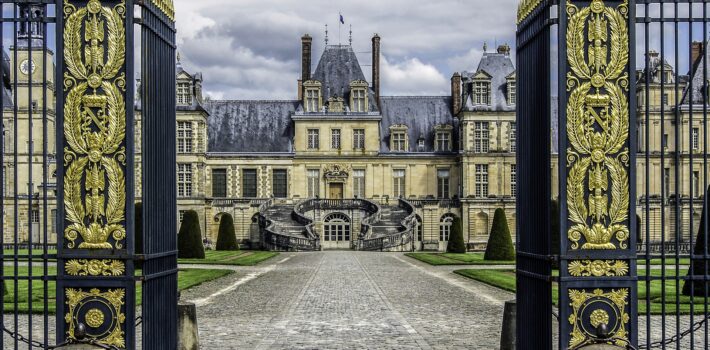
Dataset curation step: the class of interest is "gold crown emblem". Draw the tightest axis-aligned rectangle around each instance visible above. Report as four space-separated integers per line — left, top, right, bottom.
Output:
585 93 610 108
82 94 107 108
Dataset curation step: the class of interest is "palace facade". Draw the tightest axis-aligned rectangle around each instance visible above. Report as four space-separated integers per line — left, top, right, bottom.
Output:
2 17 709 250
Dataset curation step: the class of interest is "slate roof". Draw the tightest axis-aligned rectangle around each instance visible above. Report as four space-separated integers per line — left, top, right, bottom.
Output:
205 100 297 153
462 52 516 112
682 41 709 106
310 45 378 112
379 96 458 153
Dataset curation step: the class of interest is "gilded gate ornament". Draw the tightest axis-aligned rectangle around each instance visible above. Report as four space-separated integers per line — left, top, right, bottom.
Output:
65 288 126 348
63 0 127 250
568 259 629 277
566 0 630 250
65 259 126 276
568 288 630 348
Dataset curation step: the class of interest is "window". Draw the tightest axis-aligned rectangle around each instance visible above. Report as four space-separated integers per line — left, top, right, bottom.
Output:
392 132 407 151
693 128 700 150
353 169 365 198
353 129 365 150
331 129 341 149
436 131 451 152
242 169 258 198
662 133 669 150
693 171 700 198
307 169 320 198
437 169 450 198
663 168 670 199
509 123 517 153
351 88 367 112
416 217 423 241
307 129 320 150
440 214 455 241
179 210 186 222
177 163 192 197
212 169 227 198
474 122 489 153
393 169 406 198
272 169 288 198
474 81 491 105
662 93 669 106
508 81 516 105
177 82 192 105
31 209 40 223
305 88 320 112
51 209 57 233
511 164 517 197
475 164 489 198
177 122 193 153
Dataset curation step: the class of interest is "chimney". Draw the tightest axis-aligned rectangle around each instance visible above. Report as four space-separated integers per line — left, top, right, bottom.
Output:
297 79 303 100
301 34 312 82
451 72 462 115
497 43 511 56
372 34 381 109
692 41 704 67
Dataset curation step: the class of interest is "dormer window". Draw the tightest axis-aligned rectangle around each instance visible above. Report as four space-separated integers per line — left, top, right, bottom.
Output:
303 80 322 112
389 125 409 152
434 124 453 152
177 82 192 106
508 81 516 105
350 80 369 112
474 80 491 105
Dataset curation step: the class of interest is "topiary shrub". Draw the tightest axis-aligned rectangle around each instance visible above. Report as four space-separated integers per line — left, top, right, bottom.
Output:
216 213 239 251
178 210 205 259
683 190 710 296
484 208 515 261
446 216 466 253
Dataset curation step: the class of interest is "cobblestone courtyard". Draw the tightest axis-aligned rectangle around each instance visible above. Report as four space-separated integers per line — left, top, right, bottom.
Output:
181 251 513 349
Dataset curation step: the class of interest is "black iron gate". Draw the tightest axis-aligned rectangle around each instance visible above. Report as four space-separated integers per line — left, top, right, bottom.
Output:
0 0 176 349
518 0 710 349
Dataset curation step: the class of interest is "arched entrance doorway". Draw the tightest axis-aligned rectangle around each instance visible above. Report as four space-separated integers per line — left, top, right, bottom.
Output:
323 212 351 249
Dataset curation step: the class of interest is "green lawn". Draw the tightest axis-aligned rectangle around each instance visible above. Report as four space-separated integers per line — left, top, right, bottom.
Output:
1 266 233 314
178 250 279 266
405 252 515 265
454 268 708 315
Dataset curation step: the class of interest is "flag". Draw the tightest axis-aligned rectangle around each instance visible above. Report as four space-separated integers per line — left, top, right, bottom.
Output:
340 14 344 24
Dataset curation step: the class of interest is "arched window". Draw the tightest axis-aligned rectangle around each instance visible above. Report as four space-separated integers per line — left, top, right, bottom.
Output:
324 213 351 242
439 213 456 241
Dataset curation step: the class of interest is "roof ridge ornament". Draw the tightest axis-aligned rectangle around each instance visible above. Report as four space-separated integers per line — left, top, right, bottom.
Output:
325 24 329 46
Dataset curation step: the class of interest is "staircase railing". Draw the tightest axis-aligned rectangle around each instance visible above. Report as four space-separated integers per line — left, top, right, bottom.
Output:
358 198 416 251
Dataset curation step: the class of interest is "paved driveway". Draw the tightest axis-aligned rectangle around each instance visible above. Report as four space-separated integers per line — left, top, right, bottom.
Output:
182 252 513 350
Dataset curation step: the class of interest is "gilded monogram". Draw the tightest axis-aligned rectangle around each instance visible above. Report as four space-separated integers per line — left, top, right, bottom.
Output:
566 0 630 250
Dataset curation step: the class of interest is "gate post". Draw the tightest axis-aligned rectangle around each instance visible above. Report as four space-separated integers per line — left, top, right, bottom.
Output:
56 0 136 348
558 0 637 349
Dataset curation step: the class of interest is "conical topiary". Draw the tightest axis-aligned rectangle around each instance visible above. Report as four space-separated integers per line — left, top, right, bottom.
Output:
178 210 205 259
216 213 239 251
683 188 710 296
446 216 466 253
484 208 515 261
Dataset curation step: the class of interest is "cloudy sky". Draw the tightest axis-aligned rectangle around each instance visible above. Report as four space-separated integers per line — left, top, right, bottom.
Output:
173 0 518 100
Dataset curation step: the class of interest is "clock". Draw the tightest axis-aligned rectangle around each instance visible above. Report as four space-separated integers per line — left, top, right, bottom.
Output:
20 59 35 75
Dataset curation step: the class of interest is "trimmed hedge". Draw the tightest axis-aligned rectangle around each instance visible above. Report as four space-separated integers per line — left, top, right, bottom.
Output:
178 210 205 259
216 213 239 251
446 216 466 253
683 192 710 296
484 208 515 261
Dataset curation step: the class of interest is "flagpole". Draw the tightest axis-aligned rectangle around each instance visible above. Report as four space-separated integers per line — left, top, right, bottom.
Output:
338 12 341 45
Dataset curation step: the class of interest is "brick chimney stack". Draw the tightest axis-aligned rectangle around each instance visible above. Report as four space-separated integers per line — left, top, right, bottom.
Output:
299 34 312 100
691 41 704 67
372 34 381 109
451 72 462 115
